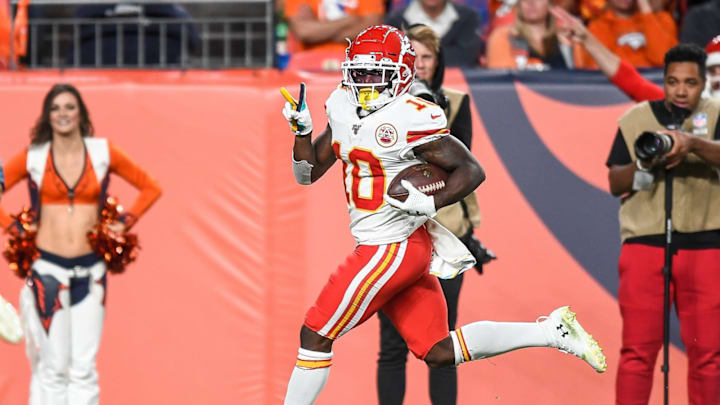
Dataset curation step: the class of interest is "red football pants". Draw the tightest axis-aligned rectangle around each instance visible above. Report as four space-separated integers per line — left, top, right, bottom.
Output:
616 244 720 405
304 227 449 359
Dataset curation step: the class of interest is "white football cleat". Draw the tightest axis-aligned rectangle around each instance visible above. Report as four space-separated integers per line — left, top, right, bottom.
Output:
538 305 607 373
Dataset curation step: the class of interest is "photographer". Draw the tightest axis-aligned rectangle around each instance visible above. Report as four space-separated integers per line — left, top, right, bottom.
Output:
376 24 494 405
606 43 720 405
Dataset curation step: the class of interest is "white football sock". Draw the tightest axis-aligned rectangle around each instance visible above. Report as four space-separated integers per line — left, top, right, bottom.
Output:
450 321 549 365
283 348 333 405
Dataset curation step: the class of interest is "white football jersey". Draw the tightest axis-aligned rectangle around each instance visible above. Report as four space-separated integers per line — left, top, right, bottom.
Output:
325 87 449 245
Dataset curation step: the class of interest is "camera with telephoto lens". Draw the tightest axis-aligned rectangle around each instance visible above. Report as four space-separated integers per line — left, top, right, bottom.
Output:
634 131 674 162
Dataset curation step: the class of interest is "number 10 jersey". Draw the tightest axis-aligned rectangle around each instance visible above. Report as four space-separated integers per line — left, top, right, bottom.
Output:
325 87 449 245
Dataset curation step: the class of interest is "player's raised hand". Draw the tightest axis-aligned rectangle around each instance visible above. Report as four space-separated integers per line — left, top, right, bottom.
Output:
385 180 437 217
280 83 313 136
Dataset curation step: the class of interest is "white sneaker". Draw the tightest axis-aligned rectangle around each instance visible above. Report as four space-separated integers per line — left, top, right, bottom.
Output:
537 305 607 373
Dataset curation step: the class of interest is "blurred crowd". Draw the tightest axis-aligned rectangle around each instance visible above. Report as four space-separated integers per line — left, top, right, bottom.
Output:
0 0 717 73
279 0 719 71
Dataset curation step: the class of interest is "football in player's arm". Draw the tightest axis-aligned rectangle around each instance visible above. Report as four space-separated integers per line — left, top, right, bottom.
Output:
288 107 485 215
279 24 606 405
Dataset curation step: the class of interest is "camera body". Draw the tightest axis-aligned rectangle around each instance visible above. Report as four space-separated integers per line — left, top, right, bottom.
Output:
634 131 674 162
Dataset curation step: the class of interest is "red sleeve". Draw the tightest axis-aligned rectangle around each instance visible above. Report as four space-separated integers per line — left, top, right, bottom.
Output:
0 149 28 229
610 59 664 102
108 141 161 227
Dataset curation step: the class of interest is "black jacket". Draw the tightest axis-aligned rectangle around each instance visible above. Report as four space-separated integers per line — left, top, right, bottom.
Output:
680 0 720 49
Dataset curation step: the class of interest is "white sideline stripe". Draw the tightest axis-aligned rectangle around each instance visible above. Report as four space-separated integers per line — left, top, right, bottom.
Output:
318 245 388 336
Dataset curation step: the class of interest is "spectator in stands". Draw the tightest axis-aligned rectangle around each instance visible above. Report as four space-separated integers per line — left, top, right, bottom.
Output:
384 0 483 66
1 0 30 70
680 0 720 50
386 0 490 37
486 0 579 69
285 0 383 70
555 6 720 101
576 0 677 68
553 6 663 100
71 4 199 67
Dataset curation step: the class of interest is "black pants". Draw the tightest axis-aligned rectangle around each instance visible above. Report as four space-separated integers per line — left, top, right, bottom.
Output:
377 273 464 405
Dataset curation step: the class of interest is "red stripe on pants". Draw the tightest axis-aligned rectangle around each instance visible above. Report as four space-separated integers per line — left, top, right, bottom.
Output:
616 244 720 405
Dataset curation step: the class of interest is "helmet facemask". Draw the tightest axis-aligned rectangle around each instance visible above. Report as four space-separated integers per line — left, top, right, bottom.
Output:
342 55 412 111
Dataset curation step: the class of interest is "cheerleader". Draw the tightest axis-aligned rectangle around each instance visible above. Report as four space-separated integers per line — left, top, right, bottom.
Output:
0 83 161 405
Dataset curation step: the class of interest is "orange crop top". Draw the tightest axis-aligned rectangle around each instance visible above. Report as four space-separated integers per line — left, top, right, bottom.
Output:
0 138 161 230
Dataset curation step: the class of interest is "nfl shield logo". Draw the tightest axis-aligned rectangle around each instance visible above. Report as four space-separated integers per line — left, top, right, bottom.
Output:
693 113 707 128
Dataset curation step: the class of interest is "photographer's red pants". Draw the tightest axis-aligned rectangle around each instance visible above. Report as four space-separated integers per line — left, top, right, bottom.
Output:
616 244 720 405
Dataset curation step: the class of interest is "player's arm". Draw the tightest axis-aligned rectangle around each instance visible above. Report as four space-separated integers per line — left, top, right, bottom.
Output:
414 136 485 210
282 83 336 184
292 124 337 184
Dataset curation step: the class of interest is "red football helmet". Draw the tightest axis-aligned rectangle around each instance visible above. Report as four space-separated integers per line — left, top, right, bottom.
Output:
341 25 416 110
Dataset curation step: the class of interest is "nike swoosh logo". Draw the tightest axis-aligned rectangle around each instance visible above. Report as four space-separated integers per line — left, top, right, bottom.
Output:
431 114 441 119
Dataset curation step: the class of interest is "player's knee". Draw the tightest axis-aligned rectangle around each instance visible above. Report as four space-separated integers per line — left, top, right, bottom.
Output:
423 338 455 369
299 325 333 353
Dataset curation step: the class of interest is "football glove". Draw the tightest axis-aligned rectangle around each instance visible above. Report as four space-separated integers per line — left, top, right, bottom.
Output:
280 82 313 136
385 180 437 217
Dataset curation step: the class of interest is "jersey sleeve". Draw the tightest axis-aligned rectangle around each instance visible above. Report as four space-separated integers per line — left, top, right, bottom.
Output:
0 149 29 229
108 141 162 228
398 99 449 159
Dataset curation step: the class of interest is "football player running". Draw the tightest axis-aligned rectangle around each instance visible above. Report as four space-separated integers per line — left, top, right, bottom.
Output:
280 24 607 405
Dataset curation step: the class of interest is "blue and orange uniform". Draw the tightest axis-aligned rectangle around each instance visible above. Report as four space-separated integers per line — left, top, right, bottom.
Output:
0 137 160 405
